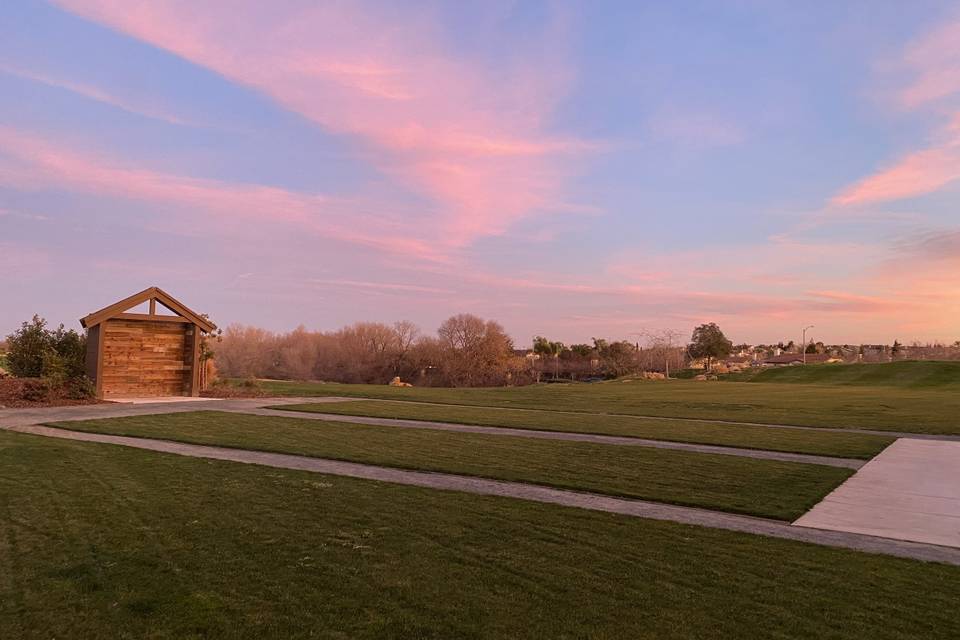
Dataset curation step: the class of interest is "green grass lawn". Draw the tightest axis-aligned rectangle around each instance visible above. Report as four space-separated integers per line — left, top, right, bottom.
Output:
256 378 960 434
47 411 852 520
276 400 893 459
2 431 959 639
728 360 960 388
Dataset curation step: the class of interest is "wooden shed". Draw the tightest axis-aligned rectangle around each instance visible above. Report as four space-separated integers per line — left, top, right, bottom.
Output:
80 287 217 399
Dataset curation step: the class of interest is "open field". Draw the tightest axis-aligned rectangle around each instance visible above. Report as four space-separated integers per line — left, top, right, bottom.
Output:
2 430 959 639
728 361 960 388
277 400 893 459
254 378 960 434
46 411 851 520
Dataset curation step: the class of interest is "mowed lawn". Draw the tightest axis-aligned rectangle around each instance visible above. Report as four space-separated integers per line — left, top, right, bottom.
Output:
47 411 852 520
2 431 959 640
734 360 960 388
276 400 893 459
257 378 960 434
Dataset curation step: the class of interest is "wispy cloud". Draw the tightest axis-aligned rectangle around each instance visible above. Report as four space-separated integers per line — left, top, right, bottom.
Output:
834 16 960 206
899 18 960 108
52 0 597 248
0 63 194 126
308 279 456 296
0 126 445 261
832 142 960 205
0 243 50 275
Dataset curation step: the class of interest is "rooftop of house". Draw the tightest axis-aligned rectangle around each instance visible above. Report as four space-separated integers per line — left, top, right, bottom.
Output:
763 353 835 364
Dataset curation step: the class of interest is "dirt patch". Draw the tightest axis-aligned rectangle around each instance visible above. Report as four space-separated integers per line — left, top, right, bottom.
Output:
0 378 105 409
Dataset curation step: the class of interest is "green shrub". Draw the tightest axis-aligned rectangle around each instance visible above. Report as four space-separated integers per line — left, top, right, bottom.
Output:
240 377 262 390
63 376 96 400
19 379 49 402
5 316 86 380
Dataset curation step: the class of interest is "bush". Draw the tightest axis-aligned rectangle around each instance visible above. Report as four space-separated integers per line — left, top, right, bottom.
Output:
19 379 49 402
240 377 262 390
5 316 86 380
63 377 96 400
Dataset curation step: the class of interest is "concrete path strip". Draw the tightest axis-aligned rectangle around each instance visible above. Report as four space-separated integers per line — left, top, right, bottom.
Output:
795 438 960 548
5 423 960 566
244 407 865 469
0 397 343 429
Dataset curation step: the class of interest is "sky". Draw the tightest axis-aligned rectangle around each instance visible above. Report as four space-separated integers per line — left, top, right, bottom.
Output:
2 0 959 346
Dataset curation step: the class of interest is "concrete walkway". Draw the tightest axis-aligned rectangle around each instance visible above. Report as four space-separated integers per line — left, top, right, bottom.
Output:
246 407 864 469
5 423 960 566
0 397 344 428
795 438 960 548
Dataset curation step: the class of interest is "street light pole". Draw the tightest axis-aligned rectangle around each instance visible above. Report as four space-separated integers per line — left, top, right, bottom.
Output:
802 325 814 365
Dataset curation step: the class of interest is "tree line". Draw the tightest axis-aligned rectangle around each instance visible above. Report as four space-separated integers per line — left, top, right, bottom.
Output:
215 314 518 386
213 317 733 386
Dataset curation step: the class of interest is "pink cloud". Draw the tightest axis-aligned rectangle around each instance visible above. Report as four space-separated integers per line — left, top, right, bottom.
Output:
52 0 595 248
833 15 960 206
832 144 960 205
0 243 50 276
0 64 193 126
0 126 446 261
308 279 456 296
900 19 960 108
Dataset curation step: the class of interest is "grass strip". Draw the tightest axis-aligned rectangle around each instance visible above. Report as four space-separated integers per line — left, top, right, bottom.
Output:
256 379 960 434
274 400 892 459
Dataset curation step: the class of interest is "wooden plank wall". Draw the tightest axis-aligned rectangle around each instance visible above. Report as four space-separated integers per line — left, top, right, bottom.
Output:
100 319 191 397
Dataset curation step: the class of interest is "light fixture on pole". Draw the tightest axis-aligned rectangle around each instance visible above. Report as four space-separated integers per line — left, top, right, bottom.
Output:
802 325 814 365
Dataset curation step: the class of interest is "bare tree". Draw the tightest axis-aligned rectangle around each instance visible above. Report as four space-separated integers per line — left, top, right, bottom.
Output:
437 314 513 386
392 320 420 375
639 329 683 376
215 324 277 378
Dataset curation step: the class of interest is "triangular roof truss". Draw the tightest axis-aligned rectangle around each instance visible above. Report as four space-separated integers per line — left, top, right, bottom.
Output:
80 287 217 333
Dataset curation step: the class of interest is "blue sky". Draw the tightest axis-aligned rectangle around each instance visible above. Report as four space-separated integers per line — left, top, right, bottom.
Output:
2 1 959 345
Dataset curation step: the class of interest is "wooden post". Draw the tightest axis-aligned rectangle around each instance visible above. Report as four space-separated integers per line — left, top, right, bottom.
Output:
190 325 202 397
149 298 156 316
96 323 105 399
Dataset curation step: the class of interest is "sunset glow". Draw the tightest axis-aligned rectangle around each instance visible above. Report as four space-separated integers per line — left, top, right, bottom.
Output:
3 1 959 344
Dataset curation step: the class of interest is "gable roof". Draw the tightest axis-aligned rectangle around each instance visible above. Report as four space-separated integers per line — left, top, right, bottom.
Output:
80 286 217 333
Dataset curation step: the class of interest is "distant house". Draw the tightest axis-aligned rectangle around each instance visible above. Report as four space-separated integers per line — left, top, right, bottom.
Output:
762 353 842 366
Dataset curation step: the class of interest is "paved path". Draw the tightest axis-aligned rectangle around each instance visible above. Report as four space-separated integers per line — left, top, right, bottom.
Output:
246 407 864 469
795 439 960 548
5 423 960 566
0 397 345 428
